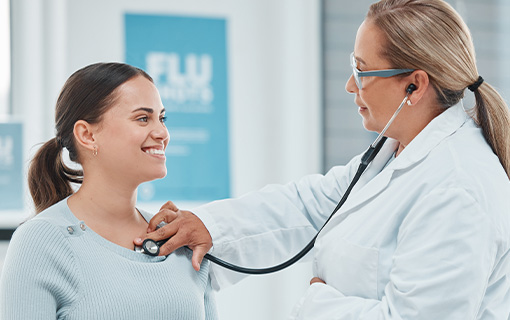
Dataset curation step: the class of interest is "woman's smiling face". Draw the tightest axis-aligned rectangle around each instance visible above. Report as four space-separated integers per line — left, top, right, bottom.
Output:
93 75 170 186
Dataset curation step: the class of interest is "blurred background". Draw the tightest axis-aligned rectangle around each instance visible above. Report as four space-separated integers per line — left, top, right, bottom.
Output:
0 0 508 319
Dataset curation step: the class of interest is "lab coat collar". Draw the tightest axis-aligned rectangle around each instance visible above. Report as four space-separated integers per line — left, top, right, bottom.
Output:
389 102 471 170
329 103 471 222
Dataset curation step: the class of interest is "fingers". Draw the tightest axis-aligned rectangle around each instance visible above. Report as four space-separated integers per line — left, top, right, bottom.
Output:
157 234 184 256
190 245 210 271
310 277 326 285
134 237 143 246
147 208 178 232
145 221 179 242
156 211 213 261
160 200 179 212
134 208 179 246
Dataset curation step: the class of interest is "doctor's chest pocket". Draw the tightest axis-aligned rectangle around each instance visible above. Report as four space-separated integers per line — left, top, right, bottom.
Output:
314 237 379 299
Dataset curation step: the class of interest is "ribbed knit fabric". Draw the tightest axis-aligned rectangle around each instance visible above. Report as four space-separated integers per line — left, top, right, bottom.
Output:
0 198 218 320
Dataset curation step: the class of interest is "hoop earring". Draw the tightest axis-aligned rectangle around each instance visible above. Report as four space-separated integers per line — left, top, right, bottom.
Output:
93 146 98 156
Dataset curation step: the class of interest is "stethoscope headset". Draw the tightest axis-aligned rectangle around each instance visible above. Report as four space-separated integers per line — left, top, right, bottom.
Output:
141 84 418 274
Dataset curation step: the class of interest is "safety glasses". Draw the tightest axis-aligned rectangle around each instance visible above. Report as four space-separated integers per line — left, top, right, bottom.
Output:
350 52 415 90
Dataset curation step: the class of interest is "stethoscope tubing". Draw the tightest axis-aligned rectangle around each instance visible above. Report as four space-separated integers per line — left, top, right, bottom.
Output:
142 91 412 274
142 136 386 274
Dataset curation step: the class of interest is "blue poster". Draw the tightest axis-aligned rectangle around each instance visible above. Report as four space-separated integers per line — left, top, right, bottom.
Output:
125 14 230 202
0 122 23 210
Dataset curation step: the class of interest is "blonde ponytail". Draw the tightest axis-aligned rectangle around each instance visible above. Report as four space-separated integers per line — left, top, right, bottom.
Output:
471 82 510 178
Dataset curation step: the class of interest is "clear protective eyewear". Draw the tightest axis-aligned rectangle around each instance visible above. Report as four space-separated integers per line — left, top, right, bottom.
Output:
350 52 415 90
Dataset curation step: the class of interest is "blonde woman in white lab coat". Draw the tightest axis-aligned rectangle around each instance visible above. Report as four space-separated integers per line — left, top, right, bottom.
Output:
136 0 510 318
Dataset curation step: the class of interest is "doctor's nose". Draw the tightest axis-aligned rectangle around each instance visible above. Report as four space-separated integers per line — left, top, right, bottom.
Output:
346 74 358 94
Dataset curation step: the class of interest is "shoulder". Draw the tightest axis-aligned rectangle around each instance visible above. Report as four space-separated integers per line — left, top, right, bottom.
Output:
11 199 76 254
433 122 508 199
2 201 81 319
423 128 510 242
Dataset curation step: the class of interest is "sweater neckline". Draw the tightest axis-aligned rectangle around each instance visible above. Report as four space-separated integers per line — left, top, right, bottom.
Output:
59 197 167 262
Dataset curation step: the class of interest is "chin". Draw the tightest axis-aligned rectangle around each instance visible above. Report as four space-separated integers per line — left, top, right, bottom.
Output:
154 169 167 180
361 118 384 134
361 119 375 132
144 169 167 182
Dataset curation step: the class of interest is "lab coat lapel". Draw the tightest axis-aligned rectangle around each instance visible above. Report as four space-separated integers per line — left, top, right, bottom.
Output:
322 139 399 229
391 102 470 170
337 145 397 216
323 103 470 230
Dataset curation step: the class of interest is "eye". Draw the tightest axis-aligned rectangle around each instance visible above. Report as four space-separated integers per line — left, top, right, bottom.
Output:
137 116 149 123
160 116 167 123
355 62 363 72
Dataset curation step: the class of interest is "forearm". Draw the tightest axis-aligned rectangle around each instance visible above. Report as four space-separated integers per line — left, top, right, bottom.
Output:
193 162 359 251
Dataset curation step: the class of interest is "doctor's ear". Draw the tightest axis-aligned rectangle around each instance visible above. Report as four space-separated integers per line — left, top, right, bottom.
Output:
73 120 98 154
404 70 429 106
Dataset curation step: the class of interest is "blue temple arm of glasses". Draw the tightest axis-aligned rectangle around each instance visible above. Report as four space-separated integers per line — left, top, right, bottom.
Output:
358 68 415 78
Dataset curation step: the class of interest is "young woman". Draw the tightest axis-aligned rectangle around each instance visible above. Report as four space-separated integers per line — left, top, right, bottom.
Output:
0 62 218 319
138 0 510 319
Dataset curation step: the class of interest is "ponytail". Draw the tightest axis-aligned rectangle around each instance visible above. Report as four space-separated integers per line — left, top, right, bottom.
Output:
472 83 510 179
27 138 83 213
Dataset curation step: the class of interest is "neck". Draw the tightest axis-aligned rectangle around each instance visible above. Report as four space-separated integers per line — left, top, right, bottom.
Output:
68 172 141 225
392 101 444 157
66 165 150 250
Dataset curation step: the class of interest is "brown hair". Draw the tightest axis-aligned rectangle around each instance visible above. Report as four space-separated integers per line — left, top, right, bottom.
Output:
367 0 510 178
28 62 153 213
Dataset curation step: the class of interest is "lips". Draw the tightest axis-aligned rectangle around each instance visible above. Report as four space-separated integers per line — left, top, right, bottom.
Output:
142 147 165 155
354 98 367 110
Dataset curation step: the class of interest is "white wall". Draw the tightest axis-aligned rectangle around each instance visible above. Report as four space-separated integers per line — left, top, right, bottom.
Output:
7 0 321 319
0 0 9 115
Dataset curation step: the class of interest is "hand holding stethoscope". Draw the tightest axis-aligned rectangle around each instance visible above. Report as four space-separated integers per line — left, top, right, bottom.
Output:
134 201 213 272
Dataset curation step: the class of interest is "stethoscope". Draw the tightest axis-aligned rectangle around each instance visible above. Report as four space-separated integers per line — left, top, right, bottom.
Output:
140 84 417 274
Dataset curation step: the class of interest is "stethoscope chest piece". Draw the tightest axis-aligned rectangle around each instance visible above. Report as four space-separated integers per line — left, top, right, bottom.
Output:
141 239 160 256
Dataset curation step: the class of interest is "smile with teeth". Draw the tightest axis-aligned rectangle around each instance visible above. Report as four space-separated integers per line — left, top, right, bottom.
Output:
144 148 165 155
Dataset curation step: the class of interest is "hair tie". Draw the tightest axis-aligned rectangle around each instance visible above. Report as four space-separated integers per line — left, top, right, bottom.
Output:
468 76 484 92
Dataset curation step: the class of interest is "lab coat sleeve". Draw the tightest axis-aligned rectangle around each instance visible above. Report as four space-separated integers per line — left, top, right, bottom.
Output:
193 156 363 290
0 220 79 320
291 187 496 319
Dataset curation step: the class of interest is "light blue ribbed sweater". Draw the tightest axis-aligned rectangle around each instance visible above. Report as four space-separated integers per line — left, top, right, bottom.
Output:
0 198 218 320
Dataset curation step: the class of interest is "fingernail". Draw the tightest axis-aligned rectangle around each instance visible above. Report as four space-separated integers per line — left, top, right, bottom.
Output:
135 237 142 243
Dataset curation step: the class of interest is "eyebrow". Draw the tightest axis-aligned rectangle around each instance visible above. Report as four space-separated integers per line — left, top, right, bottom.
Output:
355 55 367 66
132 107 166 114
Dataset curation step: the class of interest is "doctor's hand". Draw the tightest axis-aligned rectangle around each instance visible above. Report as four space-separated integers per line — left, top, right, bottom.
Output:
134 201 212 271
310 277 326 285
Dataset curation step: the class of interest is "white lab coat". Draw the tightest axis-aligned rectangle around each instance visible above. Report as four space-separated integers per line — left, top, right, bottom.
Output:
193 103 510 319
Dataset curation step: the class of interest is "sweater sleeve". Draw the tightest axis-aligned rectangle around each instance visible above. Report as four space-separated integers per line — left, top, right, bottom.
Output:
204 275 218 320
0 219 80 320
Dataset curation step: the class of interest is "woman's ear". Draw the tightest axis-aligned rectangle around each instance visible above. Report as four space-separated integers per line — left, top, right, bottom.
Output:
405 70 430 105
73 120 97 153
